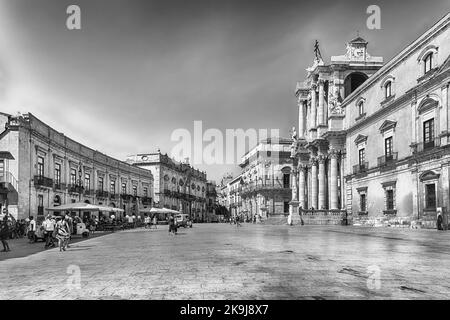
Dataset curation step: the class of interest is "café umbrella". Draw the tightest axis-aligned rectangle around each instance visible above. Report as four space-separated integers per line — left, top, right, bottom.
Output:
139 207 180 215
46 202 124 218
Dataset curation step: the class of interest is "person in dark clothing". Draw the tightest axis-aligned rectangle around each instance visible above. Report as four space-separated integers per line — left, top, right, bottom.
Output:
168 214 177 236
1 215 11 252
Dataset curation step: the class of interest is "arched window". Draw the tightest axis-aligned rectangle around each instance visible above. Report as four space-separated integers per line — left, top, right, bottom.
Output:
384 81 392 99
358 100 364 116
424 53 433 74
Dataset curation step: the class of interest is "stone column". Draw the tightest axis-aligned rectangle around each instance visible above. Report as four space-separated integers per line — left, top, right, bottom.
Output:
310 157 318 210
310 84 317 129
318 80 325 125
298 99 305 139
291 169 298 201
329 149 339 210
318 155 327 209
298 165 306 209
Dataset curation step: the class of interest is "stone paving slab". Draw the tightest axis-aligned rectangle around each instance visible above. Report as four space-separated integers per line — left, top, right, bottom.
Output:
1 224 450 299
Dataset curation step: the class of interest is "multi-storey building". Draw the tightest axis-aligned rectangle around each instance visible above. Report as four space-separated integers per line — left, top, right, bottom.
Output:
126 152 208 221
205 181 218 222
291 13 450 228
0 113 154 221
239 138 294 220
228 175 243 220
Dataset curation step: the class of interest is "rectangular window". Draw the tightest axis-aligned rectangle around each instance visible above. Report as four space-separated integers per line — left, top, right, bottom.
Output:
385 137 393 158
133 185 138 197
143 187 148 197
386 189 394 210
360 194 367 212
358 148 365 167
98 176 104 191
84 173 91 190
423 118 435 148
37 156 45 177
38 195 44 216
70 168 77 185
425 184 436 209
424 54 433 74
110 180 116 194
283 174 290 189
54 163 61 185
0 160 4 179
121 182 127 194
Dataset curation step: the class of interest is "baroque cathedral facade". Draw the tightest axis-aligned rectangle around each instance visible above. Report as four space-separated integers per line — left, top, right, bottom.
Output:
290 13 450 228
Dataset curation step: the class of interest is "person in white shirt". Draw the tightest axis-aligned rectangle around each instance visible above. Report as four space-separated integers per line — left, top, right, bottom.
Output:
43 215 56 248
28 216 36 243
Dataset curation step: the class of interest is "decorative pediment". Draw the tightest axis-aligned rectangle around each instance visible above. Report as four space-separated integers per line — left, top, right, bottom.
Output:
354 134 368 145
419 170 440 181
381 180 397 188
417 98 438 114
379 120 397 133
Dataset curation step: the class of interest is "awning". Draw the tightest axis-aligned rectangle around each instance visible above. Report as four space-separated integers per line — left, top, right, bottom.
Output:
139 207 180 215
46 202 124 212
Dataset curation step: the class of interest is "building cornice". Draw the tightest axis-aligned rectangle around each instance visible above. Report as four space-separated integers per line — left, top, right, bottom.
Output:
342 13 450 106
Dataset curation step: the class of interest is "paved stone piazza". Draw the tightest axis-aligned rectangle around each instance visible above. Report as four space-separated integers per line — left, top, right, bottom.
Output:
1 224 450 300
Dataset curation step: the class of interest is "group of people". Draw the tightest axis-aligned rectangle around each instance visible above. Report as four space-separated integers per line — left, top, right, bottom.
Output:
144 215 158 229
41 214 73 251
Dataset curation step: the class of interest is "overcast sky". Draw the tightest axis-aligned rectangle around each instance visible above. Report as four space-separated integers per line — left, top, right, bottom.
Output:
0 0 448 182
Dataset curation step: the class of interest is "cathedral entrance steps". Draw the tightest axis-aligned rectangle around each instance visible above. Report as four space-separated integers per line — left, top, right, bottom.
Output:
261 215 288 225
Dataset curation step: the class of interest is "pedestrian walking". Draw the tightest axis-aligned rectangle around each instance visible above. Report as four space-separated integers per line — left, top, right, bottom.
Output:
55 216 70 252
144 215 150 229
168 214 177 236
152 215 157 229
236 216 241 227
0 215 11 252
65 214 73 248
43 215 56 248
28 216 36 243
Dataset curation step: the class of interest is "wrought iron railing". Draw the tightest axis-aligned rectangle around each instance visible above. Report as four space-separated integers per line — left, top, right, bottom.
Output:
411 138 441 154
377 152 398 166
68 184 84 194
34 175 53 188
353 162 368 175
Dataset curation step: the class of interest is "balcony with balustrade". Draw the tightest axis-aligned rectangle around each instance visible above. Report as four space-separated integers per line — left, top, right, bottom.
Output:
377 152 398 171
353 162 369 176
96 190 109 198
68 184 84 194
410 138 441 155
34 175 53 189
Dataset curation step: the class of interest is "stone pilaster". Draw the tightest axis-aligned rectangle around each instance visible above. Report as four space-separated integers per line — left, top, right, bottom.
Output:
310 84 317 129
298 164 307 209
329 148 340 210
318 155 327 209
298 99 306 139
318 79 325 125
310 157 318 210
